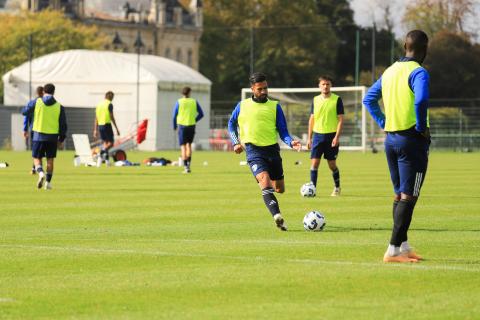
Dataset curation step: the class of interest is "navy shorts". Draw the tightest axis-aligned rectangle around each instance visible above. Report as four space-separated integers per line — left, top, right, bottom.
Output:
99 124 114 143
32 141 57 159
246 143 284 181
178 125 195 145
310 132 339 160
385 132 430 196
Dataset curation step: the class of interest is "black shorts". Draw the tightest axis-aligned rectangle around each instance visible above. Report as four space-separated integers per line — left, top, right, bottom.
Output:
32 141 57 159
310 132 339 160
99 124 114 143
245 143 284 181
178 125 195 145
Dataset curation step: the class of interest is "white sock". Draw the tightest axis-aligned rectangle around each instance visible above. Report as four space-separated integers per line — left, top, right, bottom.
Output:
386 244 400 256
400 241 411 252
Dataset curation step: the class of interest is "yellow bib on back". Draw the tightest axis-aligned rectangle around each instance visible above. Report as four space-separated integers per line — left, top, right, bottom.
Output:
32 98 60 134
96 99 112 125
177 98 197 126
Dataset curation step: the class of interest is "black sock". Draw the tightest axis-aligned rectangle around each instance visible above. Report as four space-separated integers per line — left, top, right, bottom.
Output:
390 199 415 246
332 168 340 188
46 173 53 182
187 157 191 168
36 165 44 174
392 200 399 221
310 169 318 187
105 152 109 161
262 187 280 217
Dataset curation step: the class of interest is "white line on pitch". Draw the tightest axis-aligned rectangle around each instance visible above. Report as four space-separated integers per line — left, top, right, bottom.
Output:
0 298 16 303
1 244 479 273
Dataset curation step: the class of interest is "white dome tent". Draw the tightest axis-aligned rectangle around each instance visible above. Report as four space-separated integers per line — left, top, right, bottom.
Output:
2 49 211 150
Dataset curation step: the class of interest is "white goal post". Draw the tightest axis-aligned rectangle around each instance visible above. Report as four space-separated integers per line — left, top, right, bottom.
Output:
241 86 368 151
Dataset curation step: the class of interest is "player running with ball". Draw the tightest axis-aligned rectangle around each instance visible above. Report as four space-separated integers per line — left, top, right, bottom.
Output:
228 73 301 231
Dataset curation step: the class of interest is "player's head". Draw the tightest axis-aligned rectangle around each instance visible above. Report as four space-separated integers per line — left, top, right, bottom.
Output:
182 86 191 97
36 86 44 97
105 91 114 101
318 75 333 95
43 83 55 95
404 30 429 63
249 72 268 100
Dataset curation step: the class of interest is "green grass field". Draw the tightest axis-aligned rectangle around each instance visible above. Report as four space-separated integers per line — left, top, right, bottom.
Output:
0 150 479 319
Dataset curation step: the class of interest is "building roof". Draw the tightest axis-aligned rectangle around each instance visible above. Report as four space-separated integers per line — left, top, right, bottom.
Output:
3 49 211 86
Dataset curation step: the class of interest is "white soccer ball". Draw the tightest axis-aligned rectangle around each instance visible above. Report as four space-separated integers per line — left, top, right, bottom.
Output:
303 211 326 231
300 182 316 197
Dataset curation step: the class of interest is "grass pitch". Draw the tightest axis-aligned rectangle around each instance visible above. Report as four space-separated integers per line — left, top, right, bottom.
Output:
0 150 479 319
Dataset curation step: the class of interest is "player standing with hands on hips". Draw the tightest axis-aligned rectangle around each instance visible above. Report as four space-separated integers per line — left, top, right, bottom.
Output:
93 91 120 167
363 30 431 263
307 76 344 196
228 73 302 231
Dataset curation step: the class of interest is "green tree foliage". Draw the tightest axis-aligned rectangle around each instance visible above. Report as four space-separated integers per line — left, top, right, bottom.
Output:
0 10 107 102
424 31 480 99
200 0 340 111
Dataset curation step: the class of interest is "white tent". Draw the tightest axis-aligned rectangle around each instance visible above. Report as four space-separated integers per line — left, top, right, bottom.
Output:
2 49 211 150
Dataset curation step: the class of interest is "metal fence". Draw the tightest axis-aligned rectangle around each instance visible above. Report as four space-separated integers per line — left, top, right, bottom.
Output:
209 101 480 152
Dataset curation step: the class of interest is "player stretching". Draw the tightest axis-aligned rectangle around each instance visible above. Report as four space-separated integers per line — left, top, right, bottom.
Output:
22 83 67 190
228 73 301 231
363 30 430 263
307 76 344 196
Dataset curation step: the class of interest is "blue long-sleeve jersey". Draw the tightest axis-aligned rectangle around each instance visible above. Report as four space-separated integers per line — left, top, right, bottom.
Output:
363 57 430 132
228 99 294 147
23 98 38 132
172 100 204 130
22 95 68 142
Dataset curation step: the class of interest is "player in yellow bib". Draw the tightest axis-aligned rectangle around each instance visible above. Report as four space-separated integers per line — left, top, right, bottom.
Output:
364 30 431 263
228 73 301 231
93 91 120 167
307 76 344 196
172 87 204 173
21 83 67 190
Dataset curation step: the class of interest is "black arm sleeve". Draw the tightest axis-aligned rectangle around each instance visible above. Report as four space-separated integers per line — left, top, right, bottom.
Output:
336 97 344 115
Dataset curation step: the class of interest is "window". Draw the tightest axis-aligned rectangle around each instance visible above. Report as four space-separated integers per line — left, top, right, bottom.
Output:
176 48 183 63
187 49 193 67
165 48 171 59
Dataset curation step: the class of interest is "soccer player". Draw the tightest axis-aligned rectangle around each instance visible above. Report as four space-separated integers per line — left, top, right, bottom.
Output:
228 72 302 231
172 87 204 173
22 83 67 190
363 30 430 263
307 76 344 196
93 91 120 167
23 86 44 174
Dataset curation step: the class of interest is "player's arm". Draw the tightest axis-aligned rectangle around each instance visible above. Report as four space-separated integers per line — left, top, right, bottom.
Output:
93 117 98 139
276 104 301 151
332 98 345 147
363 77 386 129
109 104 120 136
23 114 30 139
22 99 35 138
307 102 314 150
410 68 430 139
195 102 204 122
58 106 67 147
227 103 243 153
172 102 179 130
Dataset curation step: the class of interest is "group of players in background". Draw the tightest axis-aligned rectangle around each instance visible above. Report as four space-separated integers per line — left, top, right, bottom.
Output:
21 29 431 264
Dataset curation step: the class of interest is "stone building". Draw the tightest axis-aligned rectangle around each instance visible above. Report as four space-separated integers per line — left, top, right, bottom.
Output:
14 0 203 70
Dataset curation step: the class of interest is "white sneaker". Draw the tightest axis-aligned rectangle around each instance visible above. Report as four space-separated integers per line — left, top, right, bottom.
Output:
96 156 102 167
37 172 45 189
44 182 52 190
273 213 288 231
331 187 341 197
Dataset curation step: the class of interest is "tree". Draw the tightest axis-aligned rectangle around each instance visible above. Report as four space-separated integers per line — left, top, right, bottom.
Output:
402 0 475 38
0 10 107 102
200 0 339 112
424 31 480 99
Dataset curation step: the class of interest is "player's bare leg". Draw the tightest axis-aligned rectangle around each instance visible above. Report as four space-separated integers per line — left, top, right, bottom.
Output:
33 158 45 189
44 158 54 190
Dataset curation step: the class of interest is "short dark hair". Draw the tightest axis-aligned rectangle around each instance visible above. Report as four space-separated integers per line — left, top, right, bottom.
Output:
36 86 44 97
318 75 333 84
43 83 55 94
182 86 191 96
249 72 267 85
405 30 429 53
105 91 114 100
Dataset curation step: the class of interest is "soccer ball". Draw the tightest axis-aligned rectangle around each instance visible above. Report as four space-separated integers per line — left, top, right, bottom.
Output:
303 211 326 231
300 182 316 197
